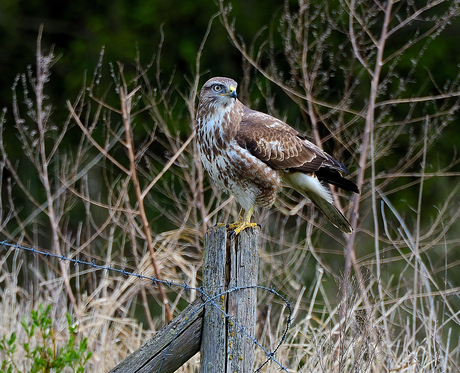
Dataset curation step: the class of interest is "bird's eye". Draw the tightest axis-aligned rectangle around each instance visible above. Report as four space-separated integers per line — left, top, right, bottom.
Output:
212 84 223 92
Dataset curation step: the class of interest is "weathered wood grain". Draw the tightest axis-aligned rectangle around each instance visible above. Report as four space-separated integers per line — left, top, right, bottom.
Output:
200 226 260 373
109 297 204 373
226 228 259 372
200 226 228 373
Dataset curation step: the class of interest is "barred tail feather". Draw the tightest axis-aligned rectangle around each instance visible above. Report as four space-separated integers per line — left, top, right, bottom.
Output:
284 172 353 233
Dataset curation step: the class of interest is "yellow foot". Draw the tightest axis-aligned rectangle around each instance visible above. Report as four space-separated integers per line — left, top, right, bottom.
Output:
215 205 259 237
226 220 242 230
230 221 260 237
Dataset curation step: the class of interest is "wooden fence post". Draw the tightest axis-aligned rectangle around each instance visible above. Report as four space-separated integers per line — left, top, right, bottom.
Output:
108 225 260 373
200 226 260 373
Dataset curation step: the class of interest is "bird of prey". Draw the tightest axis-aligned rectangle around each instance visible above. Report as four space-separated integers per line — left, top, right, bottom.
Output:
195 77 359 235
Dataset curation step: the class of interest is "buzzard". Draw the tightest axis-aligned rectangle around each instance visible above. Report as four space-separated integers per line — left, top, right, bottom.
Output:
196 77 359 235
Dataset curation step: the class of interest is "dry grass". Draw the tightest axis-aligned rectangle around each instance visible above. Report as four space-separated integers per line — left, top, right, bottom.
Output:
1 1 460 372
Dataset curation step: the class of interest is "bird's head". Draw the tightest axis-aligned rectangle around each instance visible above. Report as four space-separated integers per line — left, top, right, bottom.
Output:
199 77 238 108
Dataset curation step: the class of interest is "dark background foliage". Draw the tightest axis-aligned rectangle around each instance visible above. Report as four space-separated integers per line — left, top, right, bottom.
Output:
0 0 282 108
2 0 459 213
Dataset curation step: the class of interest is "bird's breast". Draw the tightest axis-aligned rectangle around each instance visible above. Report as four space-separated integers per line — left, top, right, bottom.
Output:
196 124 281 210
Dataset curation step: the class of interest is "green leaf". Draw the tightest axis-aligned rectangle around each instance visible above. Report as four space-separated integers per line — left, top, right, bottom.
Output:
6 333 15 346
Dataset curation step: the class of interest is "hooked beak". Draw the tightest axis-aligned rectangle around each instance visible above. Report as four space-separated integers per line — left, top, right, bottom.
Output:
228 85 237 99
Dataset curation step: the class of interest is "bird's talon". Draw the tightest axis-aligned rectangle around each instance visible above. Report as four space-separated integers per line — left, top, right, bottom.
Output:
226 221 241 230
228 222 259 237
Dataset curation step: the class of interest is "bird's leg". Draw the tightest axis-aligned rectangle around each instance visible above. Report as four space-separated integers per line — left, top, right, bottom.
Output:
225 208 244 230
229 205 259 236
215 209 243 228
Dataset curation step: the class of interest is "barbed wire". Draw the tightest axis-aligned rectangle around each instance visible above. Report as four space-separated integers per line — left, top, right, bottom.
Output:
0 240 292 372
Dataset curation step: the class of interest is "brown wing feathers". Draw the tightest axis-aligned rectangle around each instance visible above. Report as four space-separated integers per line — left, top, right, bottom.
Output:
235 107 359 194
235 123 324 172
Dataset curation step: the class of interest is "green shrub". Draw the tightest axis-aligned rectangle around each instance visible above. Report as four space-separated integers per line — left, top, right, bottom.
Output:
0 304 91 373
